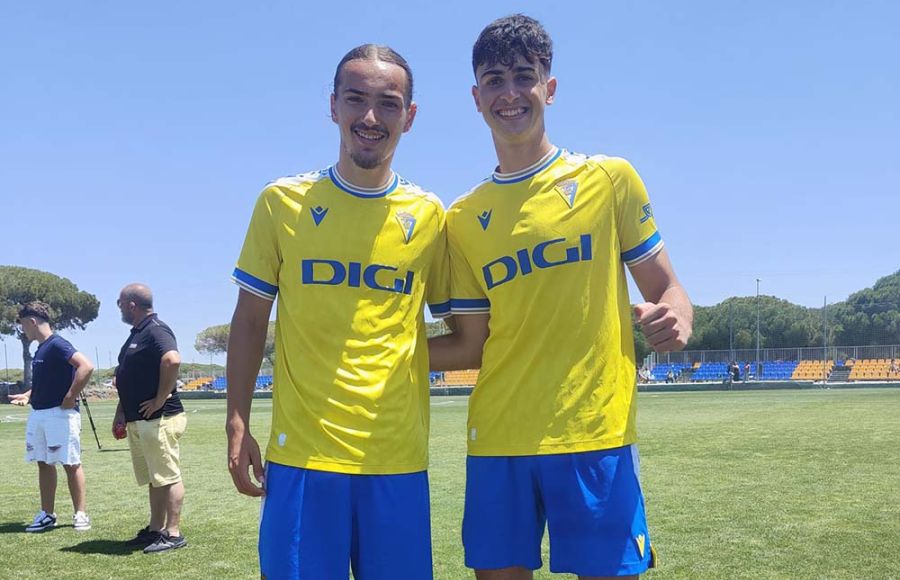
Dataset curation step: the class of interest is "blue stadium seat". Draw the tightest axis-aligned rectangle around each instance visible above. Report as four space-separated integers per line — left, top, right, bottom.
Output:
650 362 690 381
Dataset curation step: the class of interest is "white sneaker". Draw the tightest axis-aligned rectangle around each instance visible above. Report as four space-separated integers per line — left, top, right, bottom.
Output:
25 510 57 532
73 511 91 531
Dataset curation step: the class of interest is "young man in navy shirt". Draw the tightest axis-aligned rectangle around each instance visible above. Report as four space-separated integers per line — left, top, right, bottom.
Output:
10 301 95 532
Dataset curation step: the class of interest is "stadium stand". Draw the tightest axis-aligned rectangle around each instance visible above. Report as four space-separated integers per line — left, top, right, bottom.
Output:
690 362 730 382
686 360 799 382
440 369 479 386
183 376 213 390
792 360 834 381
187 360 897 393
849 358 900 381
187 375 271 391
760 360 799 380
827 363 852 382
650 363 690 382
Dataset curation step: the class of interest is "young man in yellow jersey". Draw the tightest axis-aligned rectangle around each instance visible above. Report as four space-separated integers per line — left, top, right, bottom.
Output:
226 45 449 579
430 15 693 579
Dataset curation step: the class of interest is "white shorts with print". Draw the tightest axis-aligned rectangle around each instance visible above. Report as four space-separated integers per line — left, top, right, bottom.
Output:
25 407 82 465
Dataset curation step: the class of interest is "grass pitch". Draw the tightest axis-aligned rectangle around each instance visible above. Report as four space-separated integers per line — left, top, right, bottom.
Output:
1 389 898 579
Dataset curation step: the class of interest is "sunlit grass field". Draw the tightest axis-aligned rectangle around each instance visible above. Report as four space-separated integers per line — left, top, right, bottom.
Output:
1 389 898 579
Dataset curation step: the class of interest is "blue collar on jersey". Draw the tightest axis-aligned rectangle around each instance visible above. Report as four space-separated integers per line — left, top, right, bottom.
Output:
328 165 399 198
492 147 562 185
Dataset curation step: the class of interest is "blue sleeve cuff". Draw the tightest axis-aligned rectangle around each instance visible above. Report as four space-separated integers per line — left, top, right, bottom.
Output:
232 268 278 300
428 301 451 319
449 297 491 314
621 231 663 266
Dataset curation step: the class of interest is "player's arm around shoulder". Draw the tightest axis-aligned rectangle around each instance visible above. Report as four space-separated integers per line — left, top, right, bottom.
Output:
428 313 490 371
225 289 273 497
630 248 693 353
428 194 491 371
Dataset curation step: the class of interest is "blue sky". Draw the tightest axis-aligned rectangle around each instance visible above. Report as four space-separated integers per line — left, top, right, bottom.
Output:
2 1 898 368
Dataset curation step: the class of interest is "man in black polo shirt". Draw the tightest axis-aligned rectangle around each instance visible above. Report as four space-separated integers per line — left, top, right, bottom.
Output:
9 301 94 533
113 283 187 553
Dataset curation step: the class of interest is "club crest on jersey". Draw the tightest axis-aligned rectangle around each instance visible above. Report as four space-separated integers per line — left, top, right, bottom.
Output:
396 212 416 243
555 179 578 208
478 209 492 231
640 203 653 224
310 206 329 226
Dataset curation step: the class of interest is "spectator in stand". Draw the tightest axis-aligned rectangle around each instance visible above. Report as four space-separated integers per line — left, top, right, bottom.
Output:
744 362 751 382
638 367 651 384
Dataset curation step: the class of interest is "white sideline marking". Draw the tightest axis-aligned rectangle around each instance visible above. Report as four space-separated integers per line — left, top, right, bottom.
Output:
432 401 455 406
3 415 27 422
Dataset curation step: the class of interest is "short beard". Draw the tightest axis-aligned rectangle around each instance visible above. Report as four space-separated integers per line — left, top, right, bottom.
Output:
348 122 389 170
350 151 382 170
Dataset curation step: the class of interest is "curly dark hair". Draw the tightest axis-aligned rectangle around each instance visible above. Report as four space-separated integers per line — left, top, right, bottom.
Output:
472 14 553 77
333 44 414 107
18 301 51 322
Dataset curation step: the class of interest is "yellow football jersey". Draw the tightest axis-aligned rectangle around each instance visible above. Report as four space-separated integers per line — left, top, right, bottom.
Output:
233 165 450 474
448 148 662 456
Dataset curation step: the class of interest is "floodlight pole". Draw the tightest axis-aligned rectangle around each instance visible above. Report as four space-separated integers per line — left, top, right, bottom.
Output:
822 296 828 384
3 340 8 383
756 279 761 381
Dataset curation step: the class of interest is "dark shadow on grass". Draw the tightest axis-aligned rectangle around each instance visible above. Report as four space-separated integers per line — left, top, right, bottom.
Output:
0 522 73 534
0 522 27 534
98 448 130 453
60 539 144 556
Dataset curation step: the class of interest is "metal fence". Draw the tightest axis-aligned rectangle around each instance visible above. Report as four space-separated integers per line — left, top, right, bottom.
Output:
646 344 900 368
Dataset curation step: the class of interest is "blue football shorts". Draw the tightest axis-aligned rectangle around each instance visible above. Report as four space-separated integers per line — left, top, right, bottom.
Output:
259 462 433 579
463 445 656 576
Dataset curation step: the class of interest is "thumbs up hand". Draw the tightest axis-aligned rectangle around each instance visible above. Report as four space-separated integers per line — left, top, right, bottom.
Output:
634 302 691 353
